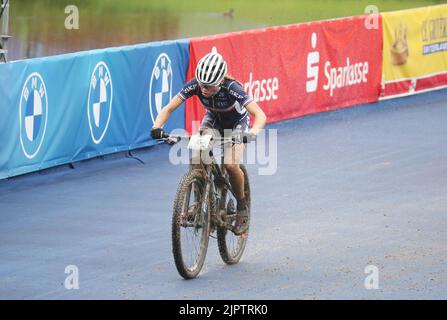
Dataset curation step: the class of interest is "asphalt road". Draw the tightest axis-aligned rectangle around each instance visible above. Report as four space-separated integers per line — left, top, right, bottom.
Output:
1 89 446 299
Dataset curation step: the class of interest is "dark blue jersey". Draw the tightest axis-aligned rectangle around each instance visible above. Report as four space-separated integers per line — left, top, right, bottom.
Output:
177 77 252 125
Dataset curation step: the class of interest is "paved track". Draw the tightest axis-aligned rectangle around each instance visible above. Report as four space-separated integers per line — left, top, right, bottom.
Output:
1 89 446 299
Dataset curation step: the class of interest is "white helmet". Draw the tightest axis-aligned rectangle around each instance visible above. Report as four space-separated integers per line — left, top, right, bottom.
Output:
195 48 227 86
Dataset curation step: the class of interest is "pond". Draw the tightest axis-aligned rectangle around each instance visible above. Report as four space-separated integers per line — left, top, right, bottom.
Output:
5 0 446 61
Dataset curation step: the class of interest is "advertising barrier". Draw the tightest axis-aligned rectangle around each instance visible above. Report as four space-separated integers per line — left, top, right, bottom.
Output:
4 5 446 179
381 4 447 98
185 15 382 133
0 40 189 179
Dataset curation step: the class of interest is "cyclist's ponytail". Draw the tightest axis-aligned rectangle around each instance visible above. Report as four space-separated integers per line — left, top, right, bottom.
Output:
224 74 244 87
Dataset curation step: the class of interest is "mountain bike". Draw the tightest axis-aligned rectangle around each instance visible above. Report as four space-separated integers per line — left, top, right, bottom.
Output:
160 131 251 279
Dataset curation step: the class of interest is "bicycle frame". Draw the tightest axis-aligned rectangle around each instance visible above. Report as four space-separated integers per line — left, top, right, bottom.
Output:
165 133 251 278
162 133 241 230
198 138 239 230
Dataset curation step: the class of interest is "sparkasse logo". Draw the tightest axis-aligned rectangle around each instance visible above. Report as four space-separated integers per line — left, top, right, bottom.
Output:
243 72 279 103
306 32 370 96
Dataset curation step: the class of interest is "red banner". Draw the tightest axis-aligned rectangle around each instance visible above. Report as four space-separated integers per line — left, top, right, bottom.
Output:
185 15 382 133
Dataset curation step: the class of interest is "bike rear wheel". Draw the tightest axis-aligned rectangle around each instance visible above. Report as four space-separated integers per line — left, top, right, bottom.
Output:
217 164 251 265
172 170 210 279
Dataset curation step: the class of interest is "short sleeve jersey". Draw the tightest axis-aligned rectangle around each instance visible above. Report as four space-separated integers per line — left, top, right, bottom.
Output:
177 77 252 124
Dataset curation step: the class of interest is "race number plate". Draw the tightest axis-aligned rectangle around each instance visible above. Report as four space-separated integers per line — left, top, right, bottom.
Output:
187 134 213 151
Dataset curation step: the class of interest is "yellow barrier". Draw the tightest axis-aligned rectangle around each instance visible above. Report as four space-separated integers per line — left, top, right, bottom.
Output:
382 4 447 97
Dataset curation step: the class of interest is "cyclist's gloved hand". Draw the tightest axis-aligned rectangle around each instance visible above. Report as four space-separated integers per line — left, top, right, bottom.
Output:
242 132 256 143
151 127 164 139
232 131 256 144
243 132 256 144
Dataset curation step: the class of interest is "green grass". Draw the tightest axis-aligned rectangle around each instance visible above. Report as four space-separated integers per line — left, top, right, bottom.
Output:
10 0 446 59
16 0 446 26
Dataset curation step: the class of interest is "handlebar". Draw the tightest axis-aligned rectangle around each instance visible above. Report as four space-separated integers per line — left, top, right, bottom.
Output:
158 132 256 145
161 134 241 144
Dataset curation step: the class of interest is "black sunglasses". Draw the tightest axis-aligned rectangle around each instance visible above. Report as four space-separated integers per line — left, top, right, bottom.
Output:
198 82 221 90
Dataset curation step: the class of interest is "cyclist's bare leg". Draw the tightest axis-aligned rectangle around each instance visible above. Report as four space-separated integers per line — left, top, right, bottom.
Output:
224 143 245 200
224 143 249 234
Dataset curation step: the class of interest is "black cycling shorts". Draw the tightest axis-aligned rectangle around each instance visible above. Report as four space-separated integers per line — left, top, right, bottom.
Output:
200 111 249 136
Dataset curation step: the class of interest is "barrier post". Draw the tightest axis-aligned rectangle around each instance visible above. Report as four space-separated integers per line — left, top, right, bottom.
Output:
0 0 10 63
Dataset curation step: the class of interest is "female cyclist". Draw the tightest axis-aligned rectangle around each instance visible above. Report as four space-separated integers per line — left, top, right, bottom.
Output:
151 49 267 235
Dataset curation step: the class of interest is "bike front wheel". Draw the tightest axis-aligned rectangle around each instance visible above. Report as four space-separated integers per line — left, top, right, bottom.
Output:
172 169 211 279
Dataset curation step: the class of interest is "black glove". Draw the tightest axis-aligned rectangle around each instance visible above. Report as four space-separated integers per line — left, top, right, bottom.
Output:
242 132 256 144
232 131 256 144
151 127 164 139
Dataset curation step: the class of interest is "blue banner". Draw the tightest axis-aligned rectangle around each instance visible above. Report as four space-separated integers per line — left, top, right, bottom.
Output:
0 40 190 179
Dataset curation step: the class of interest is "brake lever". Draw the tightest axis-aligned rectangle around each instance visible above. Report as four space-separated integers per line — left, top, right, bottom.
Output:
165 135 181 145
